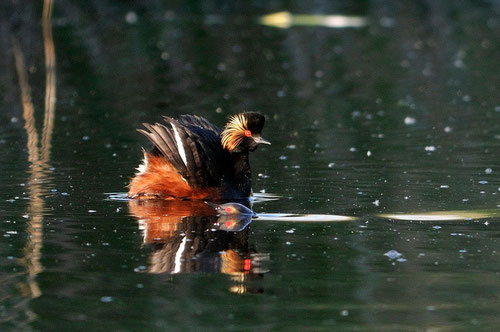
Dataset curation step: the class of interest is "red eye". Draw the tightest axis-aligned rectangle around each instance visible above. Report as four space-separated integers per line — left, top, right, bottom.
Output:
244 130 252 137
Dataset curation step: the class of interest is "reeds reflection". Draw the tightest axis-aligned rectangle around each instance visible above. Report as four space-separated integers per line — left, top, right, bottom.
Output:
13 39 44 300
128 200 269 293
41 0 57 163
11 0 57 301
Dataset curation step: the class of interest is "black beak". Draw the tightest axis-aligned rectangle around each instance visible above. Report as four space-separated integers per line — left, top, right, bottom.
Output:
253 136 271 145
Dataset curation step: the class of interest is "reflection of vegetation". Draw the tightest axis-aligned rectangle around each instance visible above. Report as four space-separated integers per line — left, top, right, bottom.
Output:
12 37 43 299
41 0 57 163
12 0 56 300
12 39 39 166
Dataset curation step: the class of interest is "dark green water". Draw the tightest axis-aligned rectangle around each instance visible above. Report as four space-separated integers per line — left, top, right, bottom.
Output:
1 1 500 330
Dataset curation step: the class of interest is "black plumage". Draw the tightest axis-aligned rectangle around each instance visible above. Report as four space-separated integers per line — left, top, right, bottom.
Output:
139 115 227 188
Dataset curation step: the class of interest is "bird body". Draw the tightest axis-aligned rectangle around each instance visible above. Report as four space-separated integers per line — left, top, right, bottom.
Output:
128 113 269 200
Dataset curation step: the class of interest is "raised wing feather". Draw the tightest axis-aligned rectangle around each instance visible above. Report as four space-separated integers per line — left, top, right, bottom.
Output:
138 115 227 188
172 114 222 135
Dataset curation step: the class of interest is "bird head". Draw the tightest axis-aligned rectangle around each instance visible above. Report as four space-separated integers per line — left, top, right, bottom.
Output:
221 112 270 153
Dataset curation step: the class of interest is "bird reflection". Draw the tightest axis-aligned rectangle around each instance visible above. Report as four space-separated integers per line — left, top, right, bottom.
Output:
128 200 269 293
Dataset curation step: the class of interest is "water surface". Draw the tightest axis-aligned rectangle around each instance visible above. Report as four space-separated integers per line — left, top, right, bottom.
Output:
1 1 499 330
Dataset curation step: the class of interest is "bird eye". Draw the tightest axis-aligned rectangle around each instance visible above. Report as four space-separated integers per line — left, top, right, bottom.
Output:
244 130 252 137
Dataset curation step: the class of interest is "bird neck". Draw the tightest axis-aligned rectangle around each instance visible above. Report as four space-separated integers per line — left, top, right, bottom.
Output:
228 151 252 195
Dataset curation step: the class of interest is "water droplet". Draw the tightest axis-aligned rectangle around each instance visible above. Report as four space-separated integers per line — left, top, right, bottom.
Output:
125 11 138 24
161 52 170 61
217 63 226 71
384 250 402 259
404 116 416 125
134 266 147 272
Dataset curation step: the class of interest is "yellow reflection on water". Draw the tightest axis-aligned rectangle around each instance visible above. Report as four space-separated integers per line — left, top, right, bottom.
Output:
260 11 368 29
379 210 499 221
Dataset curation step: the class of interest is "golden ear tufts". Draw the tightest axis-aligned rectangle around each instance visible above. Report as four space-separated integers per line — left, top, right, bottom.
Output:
221 114 248 152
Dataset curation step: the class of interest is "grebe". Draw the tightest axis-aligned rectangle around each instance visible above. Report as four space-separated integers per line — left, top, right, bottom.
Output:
128 112 269 200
